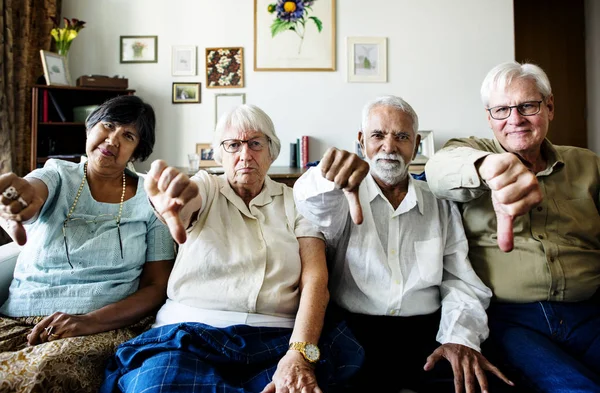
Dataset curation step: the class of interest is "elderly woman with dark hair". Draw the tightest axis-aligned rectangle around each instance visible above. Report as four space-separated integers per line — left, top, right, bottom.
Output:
100 104 363 393
0 95 174 393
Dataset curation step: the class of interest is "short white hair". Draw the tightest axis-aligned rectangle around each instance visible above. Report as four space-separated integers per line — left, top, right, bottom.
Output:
212 104 281 165
361 95 419 135
480 62 552 107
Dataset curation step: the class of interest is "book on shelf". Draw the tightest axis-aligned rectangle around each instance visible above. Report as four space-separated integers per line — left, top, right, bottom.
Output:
47 91 67 122
42 90 49 122
289 142 298 167
300 135 309 169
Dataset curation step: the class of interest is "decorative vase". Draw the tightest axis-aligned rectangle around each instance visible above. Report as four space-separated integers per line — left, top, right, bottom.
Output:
56 42 71 58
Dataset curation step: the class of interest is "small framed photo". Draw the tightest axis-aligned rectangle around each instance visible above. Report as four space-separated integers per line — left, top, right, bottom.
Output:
172 83 201 104
347 37 387 83
40 50 71 86
413 130 435 164
172 45 197 76
215 93 246 125
120 36 158 63
206 47 244 88
196 143 217 167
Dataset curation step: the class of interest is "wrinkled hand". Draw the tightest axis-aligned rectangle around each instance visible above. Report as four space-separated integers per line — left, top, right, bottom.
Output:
0 173 44 245
320 147 370 225
424 343 513 393
477 153 543 252
145 160 199 244
261 351 322 393
27 312 98 345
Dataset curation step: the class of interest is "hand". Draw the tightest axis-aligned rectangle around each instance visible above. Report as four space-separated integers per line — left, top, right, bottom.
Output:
0 173 44 245
145 160 199 244
424 343 514 393
27 312 98 345
261 350 322 393
319 147 370 225
477 153 543 252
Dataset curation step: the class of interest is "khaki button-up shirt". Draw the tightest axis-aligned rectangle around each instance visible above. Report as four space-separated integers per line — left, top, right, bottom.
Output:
425 137 600 303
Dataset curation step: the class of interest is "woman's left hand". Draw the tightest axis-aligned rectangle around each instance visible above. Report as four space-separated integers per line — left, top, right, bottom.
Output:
261 350 322 393
27 312 98 345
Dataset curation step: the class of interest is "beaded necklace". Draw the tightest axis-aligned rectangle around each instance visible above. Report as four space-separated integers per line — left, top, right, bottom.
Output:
62 162 126 267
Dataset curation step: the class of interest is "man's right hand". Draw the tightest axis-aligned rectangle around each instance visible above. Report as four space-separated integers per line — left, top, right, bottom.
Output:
145 160 199 244
319 148 370 225
477 153 543 252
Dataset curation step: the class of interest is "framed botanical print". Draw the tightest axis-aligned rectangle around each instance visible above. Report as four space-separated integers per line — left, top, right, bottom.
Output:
206 47 244 88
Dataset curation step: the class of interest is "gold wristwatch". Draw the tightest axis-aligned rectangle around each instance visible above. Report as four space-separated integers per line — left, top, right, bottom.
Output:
289 341 321 364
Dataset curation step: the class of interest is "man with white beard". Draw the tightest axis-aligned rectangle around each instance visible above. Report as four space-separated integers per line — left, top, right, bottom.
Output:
293 95 514 393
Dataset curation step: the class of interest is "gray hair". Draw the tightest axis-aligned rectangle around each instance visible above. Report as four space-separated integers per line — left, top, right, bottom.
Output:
361 95 419 135
480 61 552 107
212 104 281 165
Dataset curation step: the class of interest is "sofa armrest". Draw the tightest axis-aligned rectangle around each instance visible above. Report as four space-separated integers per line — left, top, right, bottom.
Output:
0 242 19 305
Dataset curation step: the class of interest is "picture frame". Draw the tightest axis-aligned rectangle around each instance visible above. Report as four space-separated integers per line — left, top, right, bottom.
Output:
206 47 244 88
196 143 217 167
120 36 158 63
413 130 435 164
254 0 335 71
40 50 71 86
172 45 197 76
215 93 246 125
347 37 387 82
172 82 201 104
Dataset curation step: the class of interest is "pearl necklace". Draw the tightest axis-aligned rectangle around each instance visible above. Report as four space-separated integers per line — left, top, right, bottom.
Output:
63 162 126 267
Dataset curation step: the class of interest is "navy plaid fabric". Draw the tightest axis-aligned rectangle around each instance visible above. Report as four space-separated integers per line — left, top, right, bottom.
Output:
100 321 363 393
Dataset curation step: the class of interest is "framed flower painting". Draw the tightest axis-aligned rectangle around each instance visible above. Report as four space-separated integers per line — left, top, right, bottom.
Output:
205 47 244 89
254 0 335 71
120 36 158 63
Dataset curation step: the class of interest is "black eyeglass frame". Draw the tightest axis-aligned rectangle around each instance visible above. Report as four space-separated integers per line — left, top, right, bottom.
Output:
62 216 123 269
486 100 543 120
220 137 272 154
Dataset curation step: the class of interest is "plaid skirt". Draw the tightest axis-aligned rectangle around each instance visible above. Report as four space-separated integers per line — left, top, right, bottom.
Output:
100 321 364 393
0 315 153 393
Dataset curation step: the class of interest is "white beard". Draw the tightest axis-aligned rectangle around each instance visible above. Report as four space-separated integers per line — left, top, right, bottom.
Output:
365 153 409 185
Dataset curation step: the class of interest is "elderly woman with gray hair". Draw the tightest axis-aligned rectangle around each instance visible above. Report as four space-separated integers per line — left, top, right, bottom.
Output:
101 104 363 393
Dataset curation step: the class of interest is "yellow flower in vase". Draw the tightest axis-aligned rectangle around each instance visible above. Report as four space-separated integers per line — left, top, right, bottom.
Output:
50 17 86 57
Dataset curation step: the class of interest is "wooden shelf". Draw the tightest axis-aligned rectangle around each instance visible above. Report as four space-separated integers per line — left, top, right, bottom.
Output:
39 122 85 126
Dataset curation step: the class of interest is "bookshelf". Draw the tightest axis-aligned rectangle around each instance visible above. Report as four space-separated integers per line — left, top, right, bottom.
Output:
30 85 135 172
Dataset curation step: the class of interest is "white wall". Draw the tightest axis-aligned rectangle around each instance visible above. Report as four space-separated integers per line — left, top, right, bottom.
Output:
62 0 515 171
586 0 600 154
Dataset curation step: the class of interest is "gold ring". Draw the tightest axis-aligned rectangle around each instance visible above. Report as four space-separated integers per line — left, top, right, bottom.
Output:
48 333 60 339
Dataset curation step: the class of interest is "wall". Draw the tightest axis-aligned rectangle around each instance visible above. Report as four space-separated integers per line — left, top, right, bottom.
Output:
62 0 515 171
586 0 600 154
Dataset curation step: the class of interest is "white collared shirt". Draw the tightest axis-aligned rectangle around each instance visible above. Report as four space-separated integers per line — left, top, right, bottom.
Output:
293 165 492 351
162 171 323 327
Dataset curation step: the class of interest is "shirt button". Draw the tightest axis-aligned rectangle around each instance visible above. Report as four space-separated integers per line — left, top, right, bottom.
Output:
553 290 559 296
537 206 543 212
538 234 544 240
550 257 555 263
390 249 396 255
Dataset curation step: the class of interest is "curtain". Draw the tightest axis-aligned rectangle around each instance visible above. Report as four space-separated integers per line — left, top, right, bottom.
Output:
0 0 62 244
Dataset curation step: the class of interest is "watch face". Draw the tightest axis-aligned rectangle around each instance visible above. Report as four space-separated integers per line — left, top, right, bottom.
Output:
304 343 320 362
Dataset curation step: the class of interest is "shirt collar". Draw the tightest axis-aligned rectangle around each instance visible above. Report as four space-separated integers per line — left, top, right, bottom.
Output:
218 175 283 218
365 173 424 215
492 137 565 174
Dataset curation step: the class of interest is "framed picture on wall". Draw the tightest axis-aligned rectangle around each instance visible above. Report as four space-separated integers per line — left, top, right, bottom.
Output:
215 93 246 125
172 45 197 76
347 37 387 82
254 0 335 71
172 82 201 104
413 130 435 164
196 143 217 167
40 50 71 86
120 36 158 63
206 47 244 88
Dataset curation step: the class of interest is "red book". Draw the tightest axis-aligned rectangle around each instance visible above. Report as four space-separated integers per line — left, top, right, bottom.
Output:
43 90 49 122
300 135 309 169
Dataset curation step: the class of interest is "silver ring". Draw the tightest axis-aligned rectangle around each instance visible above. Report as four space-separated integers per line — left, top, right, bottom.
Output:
17 196 28 208
2 186 19 200
45 326 54 335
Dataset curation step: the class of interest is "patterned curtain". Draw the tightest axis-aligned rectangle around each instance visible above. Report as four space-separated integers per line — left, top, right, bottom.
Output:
0 0 62 244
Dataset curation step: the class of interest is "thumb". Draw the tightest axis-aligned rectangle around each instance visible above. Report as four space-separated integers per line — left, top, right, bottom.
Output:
424 351 442 371
260 381 275 393
162 210 187 244
496 211 514 252
6 220 27 245
344 190 363 225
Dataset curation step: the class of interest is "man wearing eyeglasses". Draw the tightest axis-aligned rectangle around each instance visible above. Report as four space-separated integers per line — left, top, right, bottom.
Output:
425 61 600 392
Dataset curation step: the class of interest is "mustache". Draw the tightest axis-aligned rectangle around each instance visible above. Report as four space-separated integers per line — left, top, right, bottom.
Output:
373 153 405 164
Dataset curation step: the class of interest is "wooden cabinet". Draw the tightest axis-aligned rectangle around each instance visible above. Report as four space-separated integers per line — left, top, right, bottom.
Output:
30 85 135 171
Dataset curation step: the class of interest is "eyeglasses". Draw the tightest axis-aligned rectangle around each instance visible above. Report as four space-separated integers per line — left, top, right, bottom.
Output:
220 137 271 154
487 101 543 120
62 214 123 269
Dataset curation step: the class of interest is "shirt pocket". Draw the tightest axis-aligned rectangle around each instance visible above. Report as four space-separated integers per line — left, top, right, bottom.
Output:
414 237 444 284
555 198 600 247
